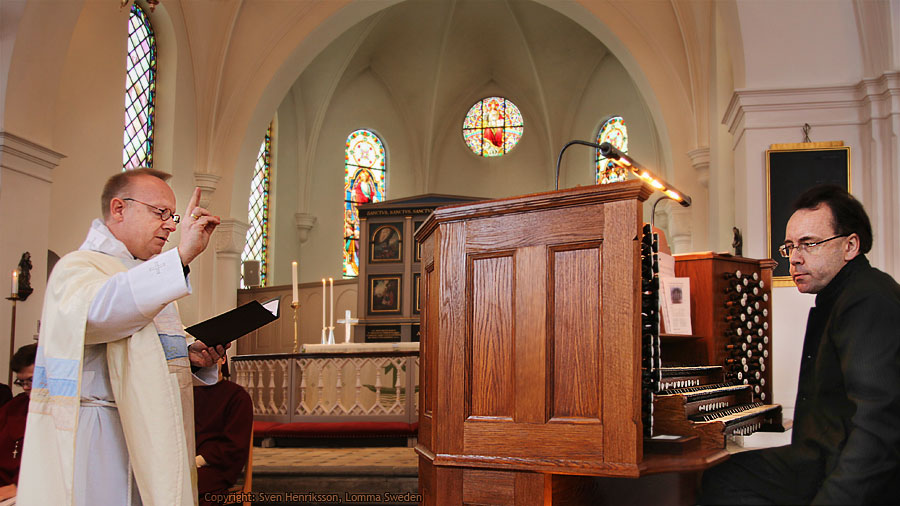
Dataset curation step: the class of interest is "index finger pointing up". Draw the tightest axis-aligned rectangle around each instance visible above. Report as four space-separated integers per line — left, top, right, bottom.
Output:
184 187 202 216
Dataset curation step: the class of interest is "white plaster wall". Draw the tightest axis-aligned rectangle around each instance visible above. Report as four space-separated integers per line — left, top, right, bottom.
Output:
298 70 414 284
0 166 51 385
734 0 865 89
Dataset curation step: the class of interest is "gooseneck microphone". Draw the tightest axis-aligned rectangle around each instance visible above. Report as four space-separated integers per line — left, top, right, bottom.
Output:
555 140 604 191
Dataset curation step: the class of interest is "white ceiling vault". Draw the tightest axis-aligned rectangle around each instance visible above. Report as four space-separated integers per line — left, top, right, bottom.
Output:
277 0 659 200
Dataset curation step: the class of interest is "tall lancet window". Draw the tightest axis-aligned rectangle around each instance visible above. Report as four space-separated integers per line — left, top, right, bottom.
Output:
596 116 628 184
123 3 157 170
344 130 386 277
242 124 272 288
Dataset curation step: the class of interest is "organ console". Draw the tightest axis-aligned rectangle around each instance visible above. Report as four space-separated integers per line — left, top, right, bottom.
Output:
416 181 784 505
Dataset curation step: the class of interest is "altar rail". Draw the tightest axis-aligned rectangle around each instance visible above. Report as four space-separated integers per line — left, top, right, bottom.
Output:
231 351 419 424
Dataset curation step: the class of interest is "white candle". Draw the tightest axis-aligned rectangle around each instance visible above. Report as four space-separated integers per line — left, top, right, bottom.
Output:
291 261 298 304
11 269 18 297
329 277 334 327
322 278 326 328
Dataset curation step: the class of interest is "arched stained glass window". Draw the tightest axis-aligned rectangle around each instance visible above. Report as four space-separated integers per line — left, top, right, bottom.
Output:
123 3 157 170
344 130 386 277
462 97 523 157
242 124 272 288
596 116 628 184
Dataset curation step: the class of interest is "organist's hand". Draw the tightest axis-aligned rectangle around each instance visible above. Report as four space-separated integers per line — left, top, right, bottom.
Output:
188 341 230 368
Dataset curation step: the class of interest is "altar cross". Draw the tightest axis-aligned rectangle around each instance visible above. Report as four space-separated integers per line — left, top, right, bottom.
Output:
336 310 359 343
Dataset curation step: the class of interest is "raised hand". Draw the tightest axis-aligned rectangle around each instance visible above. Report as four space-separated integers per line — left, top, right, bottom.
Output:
177 187 221 266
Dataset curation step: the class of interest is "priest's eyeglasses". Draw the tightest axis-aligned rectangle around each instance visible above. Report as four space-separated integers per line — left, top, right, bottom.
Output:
14 378 32 387
122 198 181 224
779 234 848 258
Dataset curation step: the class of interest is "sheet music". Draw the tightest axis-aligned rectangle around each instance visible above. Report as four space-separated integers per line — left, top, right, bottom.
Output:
657 252 676 278
660 277 692 335
262 297 280 317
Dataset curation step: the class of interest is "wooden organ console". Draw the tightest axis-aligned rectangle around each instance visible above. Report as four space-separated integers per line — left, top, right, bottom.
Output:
415 181 783 505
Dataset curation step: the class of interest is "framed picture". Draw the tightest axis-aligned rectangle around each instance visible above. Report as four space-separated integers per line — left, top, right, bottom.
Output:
414 220 425 262
369 274 402 314
767 143 850 286
413 272 421 315
370 223 403 263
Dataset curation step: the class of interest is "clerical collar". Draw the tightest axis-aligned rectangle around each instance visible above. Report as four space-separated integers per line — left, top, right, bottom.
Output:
79 219 136 261
815 254 869 307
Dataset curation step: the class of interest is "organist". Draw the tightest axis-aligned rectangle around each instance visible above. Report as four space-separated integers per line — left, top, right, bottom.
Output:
700 185 900 505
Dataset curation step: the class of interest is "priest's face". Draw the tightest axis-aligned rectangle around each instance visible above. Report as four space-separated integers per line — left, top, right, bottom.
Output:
112 175 178 260
784 204 856 294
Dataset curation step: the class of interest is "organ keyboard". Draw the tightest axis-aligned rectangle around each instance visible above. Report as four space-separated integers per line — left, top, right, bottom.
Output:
641 226 784 451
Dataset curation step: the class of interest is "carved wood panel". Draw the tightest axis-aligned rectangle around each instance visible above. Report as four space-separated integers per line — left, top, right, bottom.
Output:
467 252 515 420
549 243 601 421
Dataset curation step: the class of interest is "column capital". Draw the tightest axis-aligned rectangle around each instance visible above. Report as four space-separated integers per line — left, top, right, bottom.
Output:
193 173 222 208
687 147 710 188
295 213 317 243
214 219 249 258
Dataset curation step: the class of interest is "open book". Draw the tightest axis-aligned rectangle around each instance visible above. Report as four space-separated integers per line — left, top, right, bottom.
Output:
185 297 281 347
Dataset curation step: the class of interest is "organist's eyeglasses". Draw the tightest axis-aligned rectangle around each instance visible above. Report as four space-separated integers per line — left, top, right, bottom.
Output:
778 234 848 258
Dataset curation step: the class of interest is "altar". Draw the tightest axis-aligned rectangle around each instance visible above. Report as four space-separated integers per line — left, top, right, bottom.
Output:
231 342 419 427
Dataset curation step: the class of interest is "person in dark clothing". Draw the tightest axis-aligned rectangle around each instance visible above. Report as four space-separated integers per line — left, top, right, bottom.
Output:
0 344 37 502
0 385 11 409
194 360 253 506
700 185 900 505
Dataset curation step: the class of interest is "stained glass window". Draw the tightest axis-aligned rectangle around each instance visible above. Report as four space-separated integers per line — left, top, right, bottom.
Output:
344 130 386 277
242 124 272 288
462 97 524 157
596 116 628 184
123 3 157 170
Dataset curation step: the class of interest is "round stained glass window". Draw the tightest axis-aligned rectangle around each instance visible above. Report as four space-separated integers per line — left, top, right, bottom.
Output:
462 97 523 157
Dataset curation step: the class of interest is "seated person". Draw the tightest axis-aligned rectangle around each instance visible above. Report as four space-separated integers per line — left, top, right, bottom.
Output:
194 359 252 506
0 344 37 503
0 385 11 409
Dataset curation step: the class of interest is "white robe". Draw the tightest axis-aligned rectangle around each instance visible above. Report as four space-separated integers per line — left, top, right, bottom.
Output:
19 220 215 506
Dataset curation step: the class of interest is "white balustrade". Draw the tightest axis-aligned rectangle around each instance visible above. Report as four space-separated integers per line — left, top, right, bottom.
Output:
232 351 418 424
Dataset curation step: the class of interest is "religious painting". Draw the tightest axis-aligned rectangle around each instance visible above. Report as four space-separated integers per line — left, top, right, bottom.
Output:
766 143 850 286
413 272 421 315
369 275 402 314
411 324 421 343
370 223 402 263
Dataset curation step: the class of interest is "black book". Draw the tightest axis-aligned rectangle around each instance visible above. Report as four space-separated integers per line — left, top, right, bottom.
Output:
185 297 281 347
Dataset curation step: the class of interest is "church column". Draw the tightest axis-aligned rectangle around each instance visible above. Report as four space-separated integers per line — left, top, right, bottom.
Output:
0 132 64 379
668 206 694 254
213 219 249 317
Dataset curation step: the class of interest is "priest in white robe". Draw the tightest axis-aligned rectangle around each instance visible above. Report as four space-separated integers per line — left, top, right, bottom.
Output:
18 168 225 506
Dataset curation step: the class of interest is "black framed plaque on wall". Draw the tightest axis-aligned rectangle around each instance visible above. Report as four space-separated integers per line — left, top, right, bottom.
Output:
767 142 850 285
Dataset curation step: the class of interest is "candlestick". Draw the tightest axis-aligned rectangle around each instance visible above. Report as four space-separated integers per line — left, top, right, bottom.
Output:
321 278 326 329
6 295 18 386
329 277 334 328
291 261 298 304
11 269 18 297
291 301 299 354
